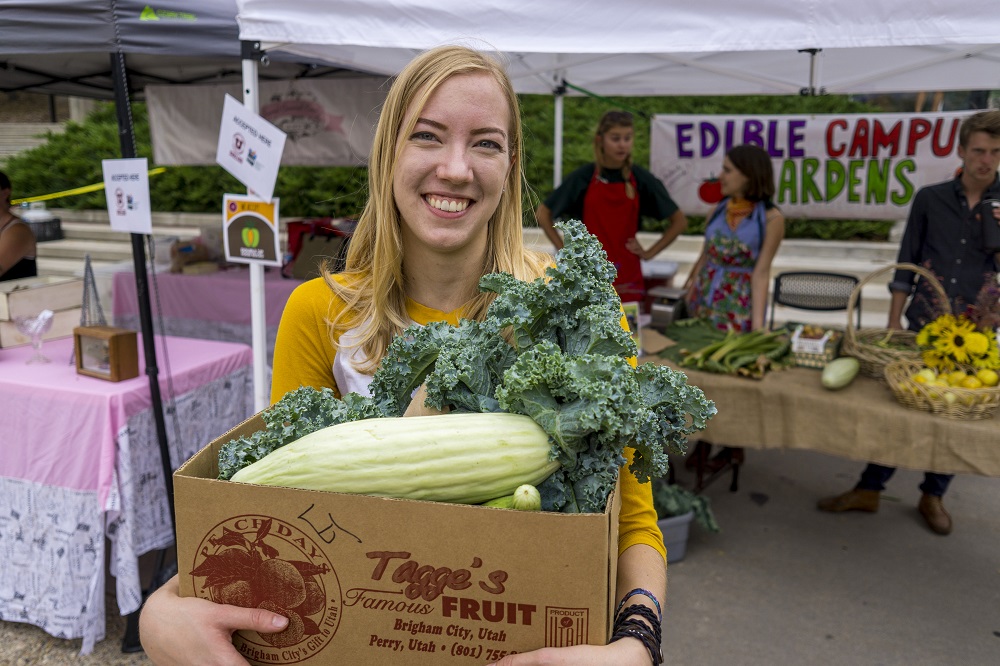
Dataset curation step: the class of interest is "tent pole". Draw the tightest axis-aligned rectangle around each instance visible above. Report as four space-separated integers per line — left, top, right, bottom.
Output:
110 52 175 532
553 78 566 187
799 48 822 96
241 40 270 413
111 51 175 653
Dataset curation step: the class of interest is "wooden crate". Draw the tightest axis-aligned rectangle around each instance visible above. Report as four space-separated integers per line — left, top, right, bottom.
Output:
0 276 81 321
74 325 139 382
0 307 82 348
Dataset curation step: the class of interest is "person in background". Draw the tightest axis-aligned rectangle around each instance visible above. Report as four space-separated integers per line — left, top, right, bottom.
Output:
817 110 1000 536
682 144 785 479
0 171 38 282
535 110 688 304
139 45 666 666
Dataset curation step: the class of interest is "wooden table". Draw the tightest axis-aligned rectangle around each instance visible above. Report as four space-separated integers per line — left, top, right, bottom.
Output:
645 357 1000 477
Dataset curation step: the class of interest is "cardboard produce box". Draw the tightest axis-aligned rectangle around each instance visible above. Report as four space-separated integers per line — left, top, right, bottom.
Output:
175 415 620 666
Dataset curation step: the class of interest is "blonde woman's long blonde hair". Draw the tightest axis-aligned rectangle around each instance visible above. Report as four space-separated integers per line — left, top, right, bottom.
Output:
325 45 550 372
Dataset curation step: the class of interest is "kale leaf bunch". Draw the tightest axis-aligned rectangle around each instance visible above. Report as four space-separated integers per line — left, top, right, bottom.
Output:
217 220 715 513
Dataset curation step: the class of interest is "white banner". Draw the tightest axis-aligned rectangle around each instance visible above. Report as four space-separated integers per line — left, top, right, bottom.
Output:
147 77 387 167
651 112 977 220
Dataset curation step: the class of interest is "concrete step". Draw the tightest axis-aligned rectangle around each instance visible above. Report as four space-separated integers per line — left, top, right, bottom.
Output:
33 214 901 330
60 221 202 243
36 256 130 279
35 238 135 263
50 208 219 230
522 227 897 329
641 234 900 264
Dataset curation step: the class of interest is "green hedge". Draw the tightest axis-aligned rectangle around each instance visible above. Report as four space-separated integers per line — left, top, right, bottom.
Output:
6 92 895 240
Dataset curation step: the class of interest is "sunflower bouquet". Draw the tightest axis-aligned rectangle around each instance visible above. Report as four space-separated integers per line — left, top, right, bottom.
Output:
915 313 1000 372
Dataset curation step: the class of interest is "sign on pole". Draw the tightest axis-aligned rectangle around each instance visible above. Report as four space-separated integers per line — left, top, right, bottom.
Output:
222 194 281 267
101 158 153 234
215 94 287 202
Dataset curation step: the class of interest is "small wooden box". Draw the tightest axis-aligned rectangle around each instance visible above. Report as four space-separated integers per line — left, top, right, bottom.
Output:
74 326 139 382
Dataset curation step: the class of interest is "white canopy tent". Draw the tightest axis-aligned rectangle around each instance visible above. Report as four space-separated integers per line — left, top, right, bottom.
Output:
236 0 1000 183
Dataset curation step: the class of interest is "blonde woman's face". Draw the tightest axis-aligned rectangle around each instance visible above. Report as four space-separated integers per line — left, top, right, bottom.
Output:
392 72 511 258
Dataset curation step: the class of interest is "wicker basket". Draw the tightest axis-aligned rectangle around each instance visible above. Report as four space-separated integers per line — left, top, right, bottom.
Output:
841 263 949 380
884 360 1000 420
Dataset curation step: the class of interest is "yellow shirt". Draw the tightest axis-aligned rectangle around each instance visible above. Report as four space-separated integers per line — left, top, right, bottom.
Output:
271 276 666 562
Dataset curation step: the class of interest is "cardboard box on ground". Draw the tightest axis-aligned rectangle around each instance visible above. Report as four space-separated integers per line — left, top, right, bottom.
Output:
175 414 621 666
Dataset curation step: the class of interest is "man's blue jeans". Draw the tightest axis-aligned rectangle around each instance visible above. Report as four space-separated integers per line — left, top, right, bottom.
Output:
858 463 953 497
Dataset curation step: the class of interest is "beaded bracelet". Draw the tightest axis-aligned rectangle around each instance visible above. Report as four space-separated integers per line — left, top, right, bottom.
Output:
610 597 663 665
618 604 662 641
610 620 662 665
615 587 663 624
616 615 661 646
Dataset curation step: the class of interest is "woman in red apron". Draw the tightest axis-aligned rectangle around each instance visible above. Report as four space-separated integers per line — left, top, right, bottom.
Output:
536 110 688 304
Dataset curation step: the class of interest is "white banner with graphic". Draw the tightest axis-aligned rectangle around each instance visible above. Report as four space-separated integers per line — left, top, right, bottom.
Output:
147 77 387 167
650 112 974 220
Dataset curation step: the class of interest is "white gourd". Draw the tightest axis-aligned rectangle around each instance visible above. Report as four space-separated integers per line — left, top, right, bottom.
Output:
230 412 560 504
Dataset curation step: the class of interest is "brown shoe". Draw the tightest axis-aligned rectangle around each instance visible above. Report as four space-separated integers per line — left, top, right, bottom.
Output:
918 494 953 535
817 488 880 513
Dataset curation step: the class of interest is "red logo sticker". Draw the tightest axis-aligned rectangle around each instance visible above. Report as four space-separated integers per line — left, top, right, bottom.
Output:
544 607 588 648
191 515 342 664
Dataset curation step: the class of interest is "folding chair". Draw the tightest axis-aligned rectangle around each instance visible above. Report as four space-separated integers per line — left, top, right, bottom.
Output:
769 271 861 330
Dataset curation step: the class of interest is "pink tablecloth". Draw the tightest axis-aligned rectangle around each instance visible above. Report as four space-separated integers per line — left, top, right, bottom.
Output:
1 334 251 508
112 269 301 359
0 334 253 652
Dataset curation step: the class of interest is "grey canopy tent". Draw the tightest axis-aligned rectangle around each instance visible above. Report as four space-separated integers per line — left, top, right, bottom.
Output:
0 0 346 652
0 0 342 97
0 0 337 531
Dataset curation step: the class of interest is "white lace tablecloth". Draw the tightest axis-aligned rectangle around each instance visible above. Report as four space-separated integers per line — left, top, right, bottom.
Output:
0 335 253 653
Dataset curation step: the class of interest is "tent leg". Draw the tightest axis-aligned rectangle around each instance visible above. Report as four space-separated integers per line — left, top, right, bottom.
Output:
121 612 142 653
111 51 177 653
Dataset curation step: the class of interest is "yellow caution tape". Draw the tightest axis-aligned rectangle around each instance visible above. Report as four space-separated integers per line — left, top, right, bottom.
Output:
11 167 168 204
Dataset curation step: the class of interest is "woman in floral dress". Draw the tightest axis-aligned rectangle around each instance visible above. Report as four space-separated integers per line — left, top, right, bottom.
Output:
685 144 785 332
683 144 785 479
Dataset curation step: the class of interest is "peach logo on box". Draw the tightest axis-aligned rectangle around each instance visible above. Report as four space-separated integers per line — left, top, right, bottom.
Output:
190 515 343 663
545 607 589 647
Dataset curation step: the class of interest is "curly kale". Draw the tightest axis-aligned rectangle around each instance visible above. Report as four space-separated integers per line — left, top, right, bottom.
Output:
218 219 715 512
479 220 634 359
363 317 521 415
493 340 715 513
217 387 381 480
367 321 456 416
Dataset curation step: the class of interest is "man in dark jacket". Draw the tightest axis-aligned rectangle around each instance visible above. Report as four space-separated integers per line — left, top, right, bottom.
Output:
817 110 1000 536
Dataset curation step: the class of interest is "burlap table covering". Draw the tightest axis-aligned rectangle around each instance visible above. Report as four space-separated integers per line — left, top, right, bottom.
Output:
645 356 1000 476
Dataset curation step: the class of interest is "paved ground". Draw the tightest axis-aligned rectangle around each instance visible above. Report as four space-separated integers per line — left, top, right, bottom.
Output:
663 447 1000 666
2 447 997 665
